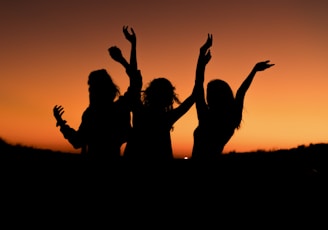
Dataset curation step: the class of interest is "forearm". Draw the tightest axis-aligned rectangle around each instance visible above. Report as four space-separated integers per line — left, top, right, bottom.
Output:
195 86 207 120
172 93 195 123
237 68 257 98
120 59 129 70
130 43 137 71
194 53 208 118
108 46 129 69
195 55 206 84
125 68 142 97
131 69 142 89
59 124 84 149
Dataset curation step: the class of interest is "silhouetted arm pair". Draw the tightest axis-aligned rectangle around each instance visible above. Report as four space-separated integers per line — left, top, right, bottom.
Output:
109 26 142 95
108 26 142 108
109 26 137 70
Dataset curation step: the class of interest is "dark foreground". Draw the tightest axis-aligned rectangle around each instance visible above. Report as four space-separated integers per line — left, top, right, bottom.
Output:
1 139 328 223
1 139 328 178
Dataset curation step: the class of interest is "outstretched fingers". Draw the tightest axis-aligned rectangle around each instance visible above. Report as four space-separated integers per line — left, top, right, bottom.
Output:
200 33 213 54
256 60 275 71
123 25 136 43
263 60 275 68
53 105 64 117
265 60 274 68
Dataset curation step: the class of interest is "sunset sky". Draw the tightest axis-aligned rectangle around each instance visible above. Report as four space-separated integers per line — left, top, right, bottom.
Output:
1 0 328 159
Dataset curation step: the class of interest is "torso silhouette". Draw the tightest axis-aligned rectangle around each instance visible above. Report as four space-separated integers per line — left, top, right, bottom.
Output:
79 97 130 159
123 106 174 160
192 109 239 159
60 94 132 160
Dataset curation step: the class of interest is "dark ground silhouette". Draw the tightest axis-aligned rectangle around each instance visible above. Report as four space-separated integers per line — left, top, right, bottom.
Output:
1 137 327 213
1 137 327 177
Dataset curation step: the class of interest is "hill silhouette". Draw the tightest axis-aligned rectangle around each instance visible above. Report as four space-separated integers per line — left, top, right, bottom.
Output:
1 137 327 176
0 137 79 161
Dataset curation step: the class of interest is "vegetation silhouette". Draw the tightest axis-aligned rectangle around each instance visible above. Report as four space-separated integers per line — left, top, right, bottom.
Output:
111 27 196 161
192 34 275 160
53 26 140 161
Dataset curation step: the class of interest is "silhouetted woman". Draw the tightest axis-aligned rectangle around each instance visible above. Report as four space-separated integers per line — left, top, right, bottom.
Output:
53 26 140 160
191 34 274 160
111 37 195 161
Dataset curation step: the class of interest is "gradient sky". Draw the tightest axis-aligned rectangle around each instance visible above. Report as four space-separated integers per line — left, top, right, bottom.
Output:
1 0 328 159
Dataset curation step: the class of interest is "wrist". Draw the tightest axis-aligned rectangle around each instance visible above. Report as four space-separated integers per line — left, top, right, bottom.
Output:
56 120 67 127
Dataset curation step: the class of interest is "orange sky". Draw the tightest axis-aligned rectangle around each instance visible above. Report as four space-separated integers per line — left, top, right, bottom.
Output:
1 0 328 159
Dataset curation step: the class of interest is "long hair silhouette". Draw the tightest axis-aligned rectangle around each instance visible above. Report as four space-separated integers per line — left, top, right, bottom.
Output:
53 69 132 160
143 78 181 113
123 76 194 160
53 26 140 160
192 34 274 160
111 27 195 160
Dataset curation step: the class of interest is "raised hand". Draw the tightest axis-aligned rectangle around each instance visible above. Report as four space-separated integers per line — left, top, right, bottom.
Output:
254 60 275 71
108 46 128 68
53 105 67 127
200 33 213 54
108 46 124 62
199 34 212 65
123 25 136 45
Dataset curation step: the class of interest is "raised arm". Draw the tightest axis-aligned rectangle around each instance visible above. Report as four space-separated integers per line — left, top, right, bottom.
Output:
169 93 195 125
53 105 86 150
196 34 212 86
170 34 213 125
123 25 137 71
195 34 212 120
108 26 137 71
108 27 142 100
235 60 275 110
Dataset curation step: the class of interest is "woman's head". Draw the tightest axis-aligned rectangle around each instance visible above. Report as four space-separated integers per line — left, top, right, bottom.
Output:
206 79 234 110
143 78 181 111
88 69 120 105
